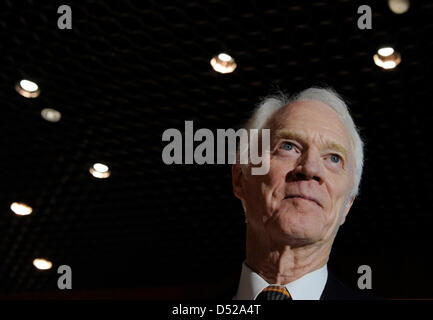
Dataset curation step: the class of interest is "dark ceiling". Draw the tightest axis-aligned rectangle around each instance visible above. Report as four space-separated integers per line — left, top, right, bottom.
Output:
0 0 432 299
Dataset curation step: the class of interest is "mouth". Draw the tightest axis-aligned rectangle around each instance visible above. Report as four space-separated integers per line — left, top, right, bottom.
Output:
284 194 322 208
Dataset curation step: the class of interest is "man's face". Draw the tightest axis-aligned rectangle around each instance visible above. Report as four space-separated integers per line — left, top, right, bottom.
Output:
234 100 355 247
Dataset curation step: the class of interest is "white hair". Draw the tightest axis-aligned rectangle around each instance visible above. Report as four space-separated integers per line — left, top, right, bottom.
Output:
240 87 364 198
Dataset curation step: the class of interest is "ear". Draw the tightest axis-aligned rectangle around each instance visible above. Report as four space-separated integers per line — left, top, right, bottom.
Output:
340 196 355 225
232 163 245 201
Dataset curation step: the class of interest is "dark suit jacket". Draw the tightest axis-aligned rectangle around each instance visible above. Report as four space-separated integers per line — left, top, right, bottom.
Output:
320 270 378 300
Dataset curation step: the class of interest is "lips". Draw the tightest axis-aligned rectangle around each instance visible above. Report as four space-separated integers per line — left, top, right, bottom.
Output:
284 194 322 207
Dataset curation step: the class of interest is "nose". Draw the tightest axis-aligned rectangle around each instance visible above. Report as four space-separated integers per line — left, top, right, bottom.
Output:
290 149 323 183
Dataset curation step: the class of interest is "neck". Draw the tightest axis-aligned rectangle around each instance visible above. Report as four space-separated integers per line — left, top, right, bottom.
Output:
245 227 333 285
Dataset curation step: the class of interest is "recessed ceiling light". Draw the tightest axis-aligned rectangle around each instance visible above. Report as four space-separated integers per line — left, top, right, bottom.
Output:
15 79 40 98
41 108 62 122
33 258 53 270
210 53 237 74
388 0 410 14
377 47 394 57
10 202 33 216
373 47 401 70
89 163 111 178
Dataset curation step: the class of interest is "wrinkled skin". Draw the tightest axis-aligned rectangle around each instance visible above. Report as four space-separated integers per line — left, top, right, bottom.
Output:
232 100 356 284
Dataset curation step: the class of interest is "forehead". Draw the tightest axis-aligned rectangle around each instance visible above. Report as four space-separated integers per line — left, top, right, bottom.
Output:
267 99 351 148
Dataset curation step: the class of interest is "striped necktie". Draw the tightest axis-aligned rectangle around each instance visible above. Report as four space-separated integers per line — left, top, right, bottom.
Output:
255 285 292 300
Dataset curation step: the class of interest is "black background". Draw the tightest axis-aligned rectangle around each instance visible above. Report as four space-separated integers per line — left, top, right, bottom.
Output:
0 0 432 299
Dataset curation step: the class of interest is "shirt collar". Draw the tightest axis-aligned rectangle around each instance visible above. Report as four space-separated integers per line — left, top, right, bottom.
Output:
233 261 328 300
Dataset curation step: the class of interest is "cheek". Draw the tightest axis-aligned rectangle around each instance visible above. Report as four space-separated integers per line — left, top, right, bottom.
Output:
245 164 288 213
325 179 351 221
264 165 289 209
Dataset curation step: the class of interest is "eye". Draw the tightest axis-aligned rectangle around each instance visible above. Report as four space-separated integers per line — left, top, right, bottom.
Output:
280 142 294 151
330 154 341 163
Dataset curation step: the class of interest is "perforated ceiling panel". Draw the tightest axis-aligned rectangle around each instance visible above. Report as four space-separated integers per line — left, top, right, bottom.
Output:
0 0 432 299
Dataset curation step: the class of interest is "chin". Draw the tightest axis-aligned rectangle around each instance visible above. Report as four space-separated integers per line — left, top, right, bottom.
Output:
271 213 324 245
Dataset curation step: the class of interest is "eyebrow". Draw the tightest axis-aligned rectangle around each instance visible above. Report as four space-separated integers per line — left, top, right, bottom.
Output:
274 129 349 160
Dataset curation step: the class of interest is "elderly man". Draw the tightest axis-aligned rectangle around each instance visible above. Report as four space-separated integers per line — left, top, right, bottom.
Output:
231 87 371 300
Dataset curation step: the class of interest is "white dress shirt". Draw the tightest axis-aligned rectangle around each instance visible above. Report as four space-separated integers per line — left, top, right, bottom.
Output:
233 262 328 300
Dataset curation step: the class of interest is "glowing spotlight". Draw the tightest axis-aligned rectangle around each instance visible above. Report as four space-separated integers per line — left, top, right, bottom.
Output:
377 47 394 57
210 53 237 74
33 258 53 270
373 47 401 70
10 202 33 216
388 0 410 14
41 108 62 122
90 163 111 178
15 79 40 98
